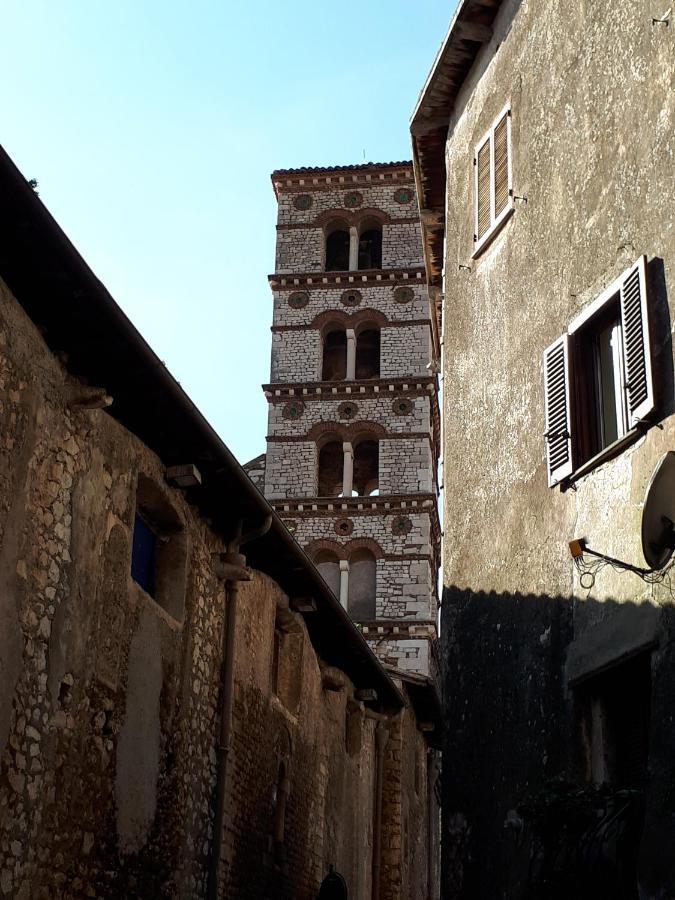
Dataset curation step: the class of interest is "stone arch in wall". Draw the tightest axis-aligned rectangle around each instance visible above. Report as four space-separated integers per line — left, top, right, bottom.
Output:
357 216 383 270
317 434 344 497
324 217 350 271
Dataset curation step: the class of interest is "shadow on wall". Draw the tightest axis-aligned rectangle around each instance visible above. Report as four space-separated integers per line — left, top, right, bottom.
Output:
440 583 675 900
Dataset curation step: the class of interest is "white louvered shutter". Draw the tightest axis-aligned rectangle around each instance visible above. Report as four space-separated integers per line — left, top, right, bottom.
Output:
475 138 491 242
543 334 574 486
619 255 654 426
493 111 510 218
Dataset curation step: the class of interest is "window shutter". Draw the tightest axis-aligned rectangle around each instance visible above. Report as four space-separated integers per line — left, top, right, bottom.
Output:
475 138 491 241
619 255 654 426
543 334 574 486
493 112 510 217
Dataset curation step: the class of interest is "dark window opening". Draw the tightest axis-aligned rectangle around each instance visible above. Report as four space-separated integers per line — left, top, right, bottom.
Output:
355 328 380 379
322 330 347 381
315 549 341 598
358 228 382 270
326 229 350 271
318 440 344 497
131 475 187 620
580 653 651 789
574 295 627 465
131 512 156 597
347 548 376 620
352 440 379 496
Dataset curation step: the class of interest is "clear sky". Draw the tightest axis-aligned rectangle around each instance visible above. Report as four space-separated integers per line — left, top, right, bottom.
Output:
0 1 453 464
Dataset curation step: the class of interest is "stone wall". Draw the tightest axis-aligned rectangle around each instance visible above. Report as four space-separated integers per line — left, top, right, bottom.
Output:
432 0 675 896
264 441 316 499
0 276 430 899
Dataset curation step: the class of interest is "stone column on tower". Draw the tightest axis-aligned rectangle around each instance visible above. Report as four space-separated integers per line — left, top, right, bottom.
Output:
261 161 440 677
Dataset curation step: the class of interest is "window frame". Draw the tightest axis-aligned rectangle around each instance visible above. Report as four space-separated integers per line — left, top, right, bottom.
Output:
544 256 654 487
473 103 514 257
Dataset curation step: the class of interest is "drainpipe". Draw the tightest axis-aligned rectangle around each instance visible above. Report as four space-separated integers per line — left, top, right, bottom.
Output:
371 719 389 900
207 514 273 900
427 751 440 900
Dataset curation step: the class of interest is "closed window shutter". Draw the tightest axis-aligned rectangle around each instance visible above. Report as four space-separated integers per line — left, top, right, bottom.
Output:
543 334 574 486
476 139 491 240
620 255 654 426
493 112 510 217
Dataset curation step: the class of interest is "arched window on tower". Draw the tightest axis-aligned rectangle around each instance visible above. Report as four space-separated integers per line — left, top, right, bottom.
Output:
314 549 341 598
355 326 381 379
352 439 379 496
322 328 347 381
318 439 344 497
358 221 382 270
348 548 377 620
325 223 350 271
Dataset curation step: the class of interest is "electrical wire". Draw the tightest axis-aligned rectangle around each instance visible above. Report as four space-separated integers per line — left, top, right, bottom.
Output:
574 548 675 600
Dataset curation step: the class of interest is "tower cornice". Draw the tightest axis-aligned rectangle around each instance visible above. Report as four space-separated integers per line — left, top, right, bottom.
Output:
268 267 426 291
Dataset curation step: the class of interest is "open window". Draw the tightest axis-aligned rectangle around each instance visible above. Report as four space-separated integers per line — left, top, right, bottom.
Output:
325 222 350 271
322 328 347 381
352 439 379 496
347 549 376 620
543 256 654 486
355 326 380 379
318 439 344 497
473 105 513 255
131 475 187 620
358 222 382 270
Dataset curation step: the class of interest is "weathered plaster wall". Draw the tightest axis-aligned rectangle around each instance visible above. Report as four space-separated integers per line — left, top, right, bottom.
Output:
439 0 675 896
0 278 429 899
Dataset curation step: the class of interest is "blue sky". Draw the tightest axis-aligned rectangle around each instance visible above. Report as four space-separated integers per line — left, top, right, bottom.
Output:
0 1 453 464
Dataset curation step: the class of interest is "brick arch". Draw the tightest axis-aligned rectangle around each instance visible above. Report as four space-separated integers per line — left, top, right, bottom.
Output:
305 536 384 561
306 538 347 561
310 308 389 333
313 207 392 229
343 537 384 560
308 420 387 443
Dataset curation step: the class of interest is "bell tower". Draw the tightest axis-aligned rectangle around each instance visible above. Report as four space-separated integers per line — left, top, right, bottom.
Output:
260 161 439 676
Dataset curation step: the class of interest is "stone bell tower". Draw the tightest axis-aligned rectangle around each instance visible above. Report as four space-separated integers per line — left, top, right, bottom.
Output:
259 161 439 677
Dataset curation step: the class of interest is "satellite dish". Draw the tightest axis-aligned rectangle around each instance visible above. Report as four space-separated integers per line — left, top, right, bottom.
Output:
641 451 675 569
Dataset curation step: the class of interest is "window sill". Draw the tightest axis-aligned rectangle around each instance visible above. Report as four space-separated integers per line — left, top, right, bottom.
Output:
472 205 515 259
562 429 643 489
131 579 184 630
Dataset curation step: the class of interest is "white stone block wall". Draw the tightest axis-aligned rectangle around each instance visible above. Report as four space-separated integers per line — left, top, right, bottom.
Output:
275 181 421 233
275 228 323 273
272 283 429 329
380 438 433 494
365 638 430 674
264 441 316 499
377 559 435 619
267 395 431 437
382 222 424 268
381 326 431 379
270 331 322 382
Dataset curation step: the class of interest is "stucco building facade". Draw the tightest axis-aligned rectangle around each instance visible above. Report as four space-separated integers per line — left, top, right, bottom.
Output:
412 1 675 898
251 161 441 679
0 145 441 899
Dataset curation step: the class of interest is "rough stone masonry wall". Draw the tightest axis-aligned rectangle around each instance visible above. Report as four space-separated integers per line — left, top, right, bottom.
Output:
0 278 427 899
270 330 322 383
381 326 431 379
437 0 675 896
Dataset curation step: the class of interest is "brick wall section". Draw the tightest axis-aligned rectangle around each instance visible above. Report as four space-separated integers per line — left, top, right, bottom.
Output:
381 326 431 379
380 439 434 494
382 222 424 269
270 331 322 382
264 441 316 498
